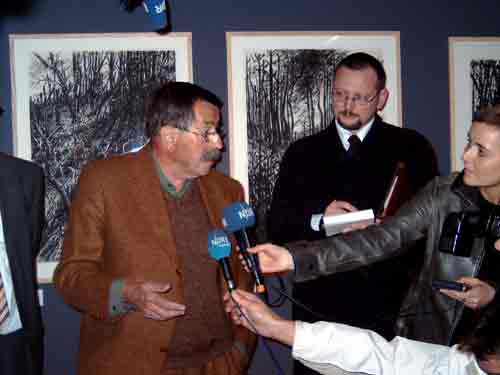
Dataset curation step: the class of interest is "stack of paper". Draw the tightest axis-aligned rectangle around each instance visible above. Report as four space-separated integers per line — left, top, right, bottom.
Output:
323 209 375 236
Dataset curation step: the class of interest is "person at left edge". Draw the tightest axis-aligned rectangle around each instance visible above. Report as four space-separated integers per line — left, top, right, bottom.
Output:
54 82 256 375
0 152 45 375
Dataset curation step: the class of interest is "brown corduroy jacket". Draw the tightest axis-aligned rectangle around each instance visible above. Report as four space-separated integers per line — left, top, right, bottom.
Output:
54 146 256 375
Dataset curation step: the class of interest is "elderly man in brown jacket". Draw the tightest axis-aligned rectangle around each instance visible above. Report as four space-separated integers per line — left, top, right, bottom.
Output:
54 82 256 375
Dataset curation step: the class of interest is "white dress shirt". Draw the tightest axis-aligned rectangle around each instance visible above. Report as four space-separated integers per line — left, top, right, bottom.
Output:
310 118 375 231
292 321 485 375
0 210 23 334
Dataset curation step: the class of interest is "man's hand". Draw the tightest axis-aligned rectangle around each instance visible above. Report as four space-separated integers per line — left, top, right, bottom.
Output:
324 200 358 216
248 244 294 274
438 277 496 310
123 279 186 320
324 200 374 232
224 289 295 346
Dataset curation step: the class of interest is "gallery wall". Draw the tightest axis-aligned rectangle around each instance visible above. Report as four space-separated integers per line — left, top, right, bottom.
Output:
1 0 500 374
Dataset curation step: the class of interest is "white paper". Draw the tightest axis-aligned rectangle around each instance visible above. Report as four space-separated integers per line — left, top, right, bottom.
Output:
323 209 375 236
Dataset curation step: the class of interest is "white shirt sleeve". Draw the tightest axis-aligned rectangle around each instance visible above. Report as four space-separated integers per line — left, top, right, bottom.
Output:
292 321 485 375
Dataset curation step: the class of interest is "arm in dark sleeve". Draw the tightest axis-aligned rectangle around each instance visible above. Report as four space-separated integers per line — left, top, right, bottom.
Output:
289 177 442 282
267 146 327 244
403 129 440 193
25 164 45 258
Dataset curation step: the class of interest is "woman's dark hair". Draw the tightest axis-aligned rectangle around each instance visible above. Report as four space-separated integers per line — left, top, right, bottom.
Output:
473 103 500 128
459 294 500 360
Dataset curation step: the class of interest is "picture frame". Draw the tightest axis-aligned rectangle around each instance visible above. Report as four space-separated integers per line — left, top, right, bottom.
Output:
226 31 401 240
9 32 192 282
449 37 500 171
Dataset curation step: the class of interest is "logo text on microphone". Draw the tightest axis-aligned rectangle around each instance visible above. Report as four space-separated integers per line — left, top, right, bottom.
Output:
238 207 254 221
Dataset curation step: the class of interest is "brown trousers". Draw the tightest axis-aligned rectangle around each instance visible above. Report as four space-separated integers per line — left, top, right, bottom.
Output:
163 350 247 375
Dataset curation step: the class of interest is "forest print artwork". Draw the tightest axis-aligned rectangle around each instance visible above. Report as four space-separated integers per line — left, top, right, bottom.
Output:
471 58 500 112
30 49 176 263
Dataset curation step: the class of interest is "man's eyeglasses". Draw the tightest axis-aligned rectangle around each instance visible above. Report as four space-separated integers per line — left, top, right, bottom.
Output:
332 88 380 107
185 128 224 143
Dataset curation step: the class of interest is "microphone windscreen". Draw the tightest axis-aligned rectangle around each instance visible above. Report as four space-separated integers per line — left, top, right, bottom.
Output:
222 202 256 233
143 0 168 29
208 229 232 260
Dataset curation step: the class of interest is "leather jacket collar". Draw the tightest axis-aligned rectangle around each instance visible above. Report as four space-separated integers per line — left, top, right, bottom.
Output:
451 171 482 212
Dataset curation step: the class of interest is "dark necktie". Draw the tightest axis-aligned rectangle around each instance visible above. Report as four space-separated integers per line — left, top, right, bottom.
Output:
0 274 9 327
347 134 362 158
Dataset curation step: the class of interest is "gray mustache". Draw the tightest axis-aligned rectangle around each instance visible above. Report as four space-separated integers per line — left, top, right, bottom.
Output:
203 149 222 162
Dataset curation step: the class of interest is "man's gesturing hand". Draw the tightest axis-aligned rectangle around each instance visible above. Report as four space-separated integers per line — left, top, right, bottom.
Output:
123 280 186 320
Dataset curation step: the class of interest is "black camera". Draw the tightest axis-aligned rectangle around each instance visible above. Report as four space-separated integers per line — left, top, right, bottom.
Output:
438 212 478 257
439 207 500 258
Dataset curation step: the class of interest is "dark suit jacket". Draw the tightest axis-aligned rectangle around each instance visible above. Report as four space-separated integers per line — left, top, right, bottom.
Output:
0 152 45 375
54 146 256 375
267 116 438 339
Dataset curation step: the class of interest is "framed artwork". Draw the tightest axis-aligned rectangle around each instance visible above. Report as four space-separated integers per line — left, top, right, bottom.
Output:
9 32 192 282
226 31 401 240
449 37 500 171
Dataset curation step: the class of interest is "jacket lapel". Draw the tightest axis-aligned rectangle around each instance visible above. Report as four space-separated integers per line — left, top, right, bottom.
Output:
125 147 178 264
0 172 22 263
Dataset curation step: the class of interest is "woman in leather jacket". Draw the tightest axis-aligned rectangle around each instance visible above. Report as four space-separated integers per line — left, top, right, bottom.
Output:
250 104 500 347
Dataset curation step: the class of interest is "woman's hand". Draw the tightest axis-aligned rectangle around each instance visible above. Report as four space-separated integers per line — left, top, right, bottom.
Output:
439 277 496 310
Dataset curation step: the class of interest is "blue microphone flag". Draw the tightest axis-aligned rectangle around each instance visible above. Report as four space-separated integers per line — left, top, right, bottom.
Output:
143 0 168 29
222 202 256 233
208 229 232 260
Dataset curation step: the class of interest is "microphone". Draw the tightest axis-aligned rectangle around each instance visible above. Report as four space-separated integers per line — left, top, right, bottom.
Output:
142 0 168 31
222 202 267 296
208 229 236 292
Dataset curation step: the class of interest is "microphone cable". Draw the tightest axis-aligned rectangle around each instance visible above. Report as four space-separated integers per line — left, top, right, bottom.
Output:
229 292 286 375
269 283 330 321
266 274 287 308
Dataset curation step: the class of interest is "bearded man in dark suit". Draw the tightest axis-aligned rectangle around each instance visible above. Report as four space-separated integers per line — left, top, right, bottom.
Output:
268 52 439 375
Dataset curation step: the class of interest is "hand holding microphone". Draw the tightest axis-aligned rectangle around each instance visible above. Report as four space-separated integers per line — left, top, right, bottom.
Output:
222 202 267 295
224 289 295 346
248 244 295 274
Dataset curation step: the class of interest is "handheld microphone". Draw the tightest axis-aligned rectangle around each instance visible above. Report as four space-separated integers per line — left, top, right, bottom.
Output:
222 202 267 296
208 229 236 292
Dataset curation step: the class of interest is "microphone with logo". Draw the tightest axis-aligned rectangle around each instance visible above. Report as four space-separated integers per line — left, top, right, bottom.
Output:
222 202 267 298
208 229 236 292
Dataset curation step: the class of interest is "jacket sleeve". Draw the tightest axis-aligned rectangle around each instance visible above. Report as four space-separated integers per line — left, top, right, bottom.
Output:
26 164 45 259
53 162 115 321
289 177 443 282
267 145 327 244
402 129 440 194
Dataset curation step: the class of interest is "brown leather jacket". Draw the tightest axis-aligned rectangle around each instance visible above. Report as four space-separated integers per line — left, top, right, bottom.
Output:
289 173 499 345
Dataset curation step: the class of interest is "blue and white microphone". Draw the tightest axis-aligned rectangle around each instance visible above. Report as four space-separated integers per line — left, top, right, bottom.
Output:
208 229 236 292
222 202 267 296
142 0 168 30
